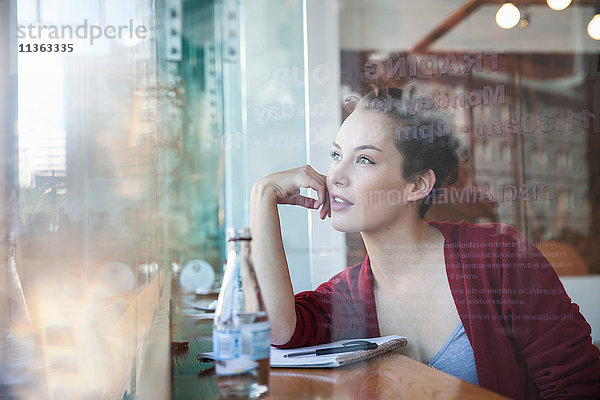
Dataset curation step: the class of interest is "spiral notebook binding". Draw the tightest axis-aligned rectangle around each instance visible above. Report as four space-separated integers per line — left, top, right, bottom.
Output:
336 338 408 366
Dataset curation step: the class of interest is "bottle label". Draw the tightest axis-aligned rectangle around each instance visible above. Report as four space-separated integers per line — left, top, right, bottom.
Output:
247 321 271 360
213 330 242 360
213 321 270 363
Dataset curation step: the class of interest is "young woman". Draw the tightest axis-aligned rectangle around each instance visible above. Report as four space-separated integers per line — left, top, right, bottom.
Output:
249 86 600 399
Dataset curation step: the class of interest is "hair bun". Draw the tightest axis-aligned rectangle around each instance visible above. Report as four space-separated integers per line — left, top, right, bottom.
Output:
342 95 359 114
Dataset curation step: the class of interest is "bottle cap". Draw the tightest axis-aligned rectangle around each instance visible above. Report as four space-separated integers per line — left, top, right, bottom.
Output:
227 227 251 241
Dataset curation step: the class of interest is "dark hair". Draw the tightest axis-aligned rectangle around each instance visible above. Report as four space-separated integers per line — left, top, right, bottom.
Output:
349 85 468 218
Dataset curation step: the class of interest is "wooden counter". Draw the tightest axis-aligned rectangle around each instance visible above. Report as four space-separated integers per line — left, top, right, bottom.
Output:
171 291 509 400
266 352 508 400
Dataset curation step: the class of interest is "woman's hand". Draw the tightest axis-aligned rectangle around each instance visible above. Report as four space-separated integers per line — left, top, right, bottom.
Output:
253 165 331 219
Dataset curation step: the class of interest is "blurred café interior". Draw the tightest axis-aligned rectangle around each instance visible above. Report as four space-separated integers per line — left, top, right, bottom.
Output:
0 0 599 398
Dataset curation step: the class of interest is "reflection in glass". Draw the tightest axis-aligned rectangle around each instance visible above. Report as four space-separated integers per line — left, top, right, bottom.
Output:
10 0 164 397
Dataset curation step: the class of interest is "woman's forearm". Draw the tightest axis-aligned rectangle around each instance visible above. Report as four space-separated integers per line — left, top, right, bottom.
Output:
249 180 297 345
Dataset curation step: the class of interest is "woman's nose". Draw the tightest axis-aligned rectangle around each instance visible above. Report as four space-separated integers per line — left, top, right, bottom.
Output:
327 164 348 187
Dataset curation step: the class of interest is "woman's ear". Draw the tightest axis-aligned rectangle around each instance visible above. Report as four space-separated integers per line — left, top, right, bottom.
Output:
407 170 436 203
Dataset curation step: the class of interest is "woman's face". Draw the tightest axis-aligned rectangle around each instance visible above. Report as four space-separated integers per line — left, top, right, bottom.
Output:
327 110 418 233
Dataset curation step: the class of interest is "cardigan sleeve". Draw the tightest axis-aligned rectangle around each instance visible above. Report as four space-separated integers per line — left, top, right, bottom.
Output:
272 263 374 349
496 226 600 399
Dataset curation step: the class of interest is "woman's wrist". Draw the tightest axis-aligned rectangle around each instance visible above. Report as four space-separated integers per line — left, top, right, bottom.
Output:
250 178 278 207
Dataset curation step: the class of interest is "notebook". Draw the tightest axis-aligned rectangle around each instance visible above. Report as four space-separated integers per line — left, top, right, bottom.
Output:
197 335 407 368
270 335 407 368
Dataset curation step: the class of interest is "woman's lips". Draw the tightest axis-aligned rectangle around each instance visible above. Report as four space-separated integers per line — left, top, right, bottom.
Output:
330 193 354 211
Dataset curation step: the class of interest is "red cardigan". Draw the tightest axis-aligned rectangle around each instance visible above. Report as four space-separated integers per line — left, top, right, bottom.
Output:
275 221 600 399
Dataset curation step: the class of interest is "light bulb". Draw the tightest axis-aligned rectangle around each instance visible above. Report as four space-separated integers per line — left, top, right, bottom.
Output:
496 3 521 29
546 0 572 11
588 14 600 40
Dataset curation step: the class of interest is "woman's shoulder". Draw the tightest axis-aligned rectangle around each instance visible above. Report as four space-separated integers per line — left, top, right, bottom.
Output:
311 257 369 291
330 257 370 283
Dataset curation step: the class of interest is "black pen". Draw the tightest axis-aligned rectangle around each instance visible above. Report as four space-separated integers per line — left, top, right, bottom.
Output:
283 341 378 358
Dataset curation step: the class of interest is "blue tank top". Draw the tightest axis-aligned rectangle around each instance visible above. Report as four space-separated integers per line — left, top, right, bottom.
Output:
426 321 479 385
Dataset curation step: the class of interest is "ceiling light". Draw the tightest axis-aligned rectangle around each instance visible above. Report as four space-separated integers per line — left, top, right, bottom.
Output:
546 0 572 11
588 14 600 40
496 3 521 29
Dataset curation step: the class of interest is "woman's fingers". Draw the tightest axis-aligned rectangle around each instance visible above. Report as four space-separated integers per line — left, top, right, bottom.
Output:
279 192 312 208
326 188 331 218
268 165 331 217
319 187 330 219
305 170 331 218
319 199 327 219
313 171 330 219
295 166 326 208
304 168 327 209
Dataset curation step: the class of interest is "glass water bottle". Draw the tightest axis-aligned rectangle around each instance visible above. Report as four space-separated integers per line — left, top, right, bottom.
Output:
213 228 270 399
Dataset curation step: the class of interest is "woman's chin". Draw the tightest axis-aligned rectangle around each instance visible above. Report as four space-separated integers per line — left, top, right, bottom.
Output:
330 217 361 234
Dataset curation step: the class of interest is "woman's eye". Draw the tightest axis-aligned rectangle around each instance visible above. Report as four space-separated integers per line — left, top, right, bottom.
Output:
357 156 373 164
330 151 341 161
